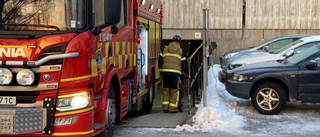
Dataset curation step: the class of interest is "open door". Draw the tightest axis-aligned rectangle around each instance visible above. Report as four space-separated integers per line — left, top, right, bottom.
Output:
137 25 149 92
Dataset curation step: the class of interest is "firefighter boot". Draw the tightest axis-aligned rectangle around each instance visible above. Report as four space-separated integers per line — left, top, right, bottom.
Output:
161 88 171 112
169 89 179 113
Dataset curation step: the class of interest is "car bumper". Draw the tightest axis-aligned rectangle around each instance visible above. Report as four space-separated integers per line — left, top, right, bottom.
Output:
225 80 252 99
218 70 227 83
220 56 233 71
220 58 228 70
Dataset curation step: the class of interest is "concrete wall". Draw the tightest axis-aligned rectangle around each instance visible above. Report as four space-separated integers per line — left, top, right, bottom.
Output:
246 0 320 29
211 29 320 64
163 0 242 29
163 0 320 29
162 0 320 64
163 28 320 64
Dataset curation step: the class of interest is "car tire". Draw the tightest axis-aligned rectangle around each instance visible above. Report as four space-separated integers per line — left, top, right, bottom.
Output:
251 82 286 115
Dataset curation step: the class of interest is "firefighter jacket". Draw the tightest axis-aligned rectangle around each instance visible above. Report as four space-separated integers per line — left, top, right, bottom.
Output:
159 41 186 75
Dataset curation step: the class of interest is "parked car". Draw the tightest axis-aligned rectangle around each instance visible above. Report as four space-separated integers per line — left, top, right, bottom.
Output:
219 44 320 115
228 35 320 70
220 35 308 70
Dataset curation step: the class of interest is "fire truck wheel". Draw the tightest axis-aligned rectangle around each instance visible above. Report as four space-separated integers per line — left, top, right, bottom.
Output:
101 84 116 137
141 73 154 113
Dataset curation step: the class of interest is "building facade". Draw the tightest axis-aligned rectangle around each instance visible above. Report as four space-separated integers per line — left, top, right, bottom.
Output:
163 0 320 63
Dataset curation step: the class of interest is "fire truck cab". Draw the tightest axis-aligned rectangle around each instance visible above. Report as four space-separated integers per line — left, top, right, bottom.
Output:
0 0 162 136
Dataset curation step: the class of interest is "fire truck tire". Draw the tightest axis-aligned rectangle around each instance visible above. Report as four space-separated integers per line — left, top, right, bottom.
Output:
127 79 133 111
141 73 154 113
101 84 116 137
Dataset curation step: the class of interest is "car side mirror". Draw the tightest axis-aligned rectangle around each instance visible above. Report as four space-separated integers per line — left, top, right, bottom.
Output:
306 60 317 70
263 46 270 52
284 49 294 58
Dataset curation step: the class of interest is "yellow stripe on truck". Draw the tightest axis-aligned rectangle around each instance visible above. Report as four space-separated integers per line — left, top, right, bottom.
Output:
0 45 28 48
52 129 94 136
134 54 136 66
60 75 92 82
55 106 94 117
91 59 98 76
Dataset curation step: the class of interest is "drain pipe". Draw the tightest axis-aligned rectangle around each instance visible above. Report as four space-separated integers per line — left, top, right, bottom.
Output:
202 8 209 107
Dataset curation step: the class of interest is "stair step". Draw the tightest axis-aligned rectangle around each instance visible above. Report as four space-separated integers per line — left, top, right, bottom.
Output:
122 84 126 89
94 95 102 100
94 123 104 129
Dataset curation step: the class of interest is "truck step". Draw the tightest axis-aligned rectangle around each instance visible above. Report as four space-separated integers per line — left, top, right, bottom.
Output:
122 84 127 89
94 95 102 100
94 123 104 129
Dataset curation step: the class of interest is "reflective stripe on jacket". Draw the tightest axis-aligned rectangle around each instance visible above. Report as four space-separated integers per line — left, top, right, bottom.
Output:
160 41 183 74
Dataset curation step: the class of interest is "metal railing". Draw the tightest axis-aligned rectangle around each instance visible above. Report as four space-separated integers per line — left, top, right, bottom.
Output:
187 43 204 117
187 8 213 118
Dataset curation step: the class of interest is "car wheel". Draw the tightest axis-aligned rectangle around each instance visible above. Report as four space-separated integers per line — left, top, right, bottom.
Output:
141 73 154 113
251 82 286 115
101 84 116 137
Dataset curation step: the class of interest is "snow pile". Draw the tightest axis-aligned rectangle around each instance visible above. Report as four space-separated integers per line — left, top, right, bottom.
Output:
175 65 245 133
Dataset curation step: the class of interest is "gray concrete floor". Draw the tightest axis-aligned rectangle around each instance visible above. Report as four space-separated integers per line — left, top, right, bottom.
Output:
117 83 194 128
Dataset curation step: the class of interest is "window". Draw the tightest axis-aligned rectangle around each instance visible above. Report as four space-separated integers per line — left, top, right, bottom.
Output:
92 0 105 27
91 0 127 28
294 42 320 54
273 40 302 54
268 38 295 49
287 46 319 64
0 0 87 31
117 0 128 28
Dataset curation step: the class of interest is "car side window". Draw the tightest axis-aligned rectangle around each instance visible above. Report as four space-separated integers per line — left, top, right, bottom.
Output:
295 42 320 54
268 38 296 49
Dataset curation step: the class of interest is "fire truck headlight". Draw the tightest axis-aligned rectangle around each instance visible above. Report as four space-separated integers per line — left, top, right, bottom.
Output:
57 92 89 111
16 69 35 86
0 68 13 85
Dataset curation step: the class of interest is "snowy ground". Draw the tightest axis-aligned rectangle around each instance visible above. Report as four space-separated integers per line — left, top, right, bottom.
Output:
114 65 320 137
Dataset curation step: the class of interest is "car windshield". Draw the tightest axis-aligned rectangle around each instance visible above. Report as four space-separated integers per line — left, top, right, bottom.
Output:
272 40 302 54
0 0 86 31
286 46 319 64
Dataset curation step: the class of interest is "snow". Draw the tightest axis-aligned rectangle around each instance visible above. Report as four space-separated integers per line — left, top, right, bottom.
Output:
175 64 246 133
174 64 320 136
115 64 320 137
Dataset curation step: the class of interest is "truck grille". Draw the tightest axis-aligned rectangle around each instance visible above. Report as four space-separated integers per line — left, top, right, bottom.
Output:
37 44 67 65
0 91 39 103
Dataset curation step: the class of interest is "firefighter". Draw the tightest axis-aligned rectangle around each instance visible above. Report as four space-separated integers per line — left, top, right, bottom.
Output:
159 35 186 113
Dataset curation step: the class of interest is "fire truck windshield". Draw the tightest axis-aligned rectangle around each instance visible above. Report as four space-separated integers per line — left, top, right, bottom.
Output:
0 0 86 31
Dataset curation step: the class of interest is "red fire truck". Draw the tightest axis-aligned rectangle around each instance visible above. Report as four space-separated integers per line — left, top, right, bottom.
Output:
0 0 162 136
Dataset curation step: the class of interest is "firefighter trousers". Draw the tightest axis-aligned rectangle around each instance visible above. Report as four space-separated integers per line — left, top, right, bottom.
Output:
161 88 180 112
161 75 180 112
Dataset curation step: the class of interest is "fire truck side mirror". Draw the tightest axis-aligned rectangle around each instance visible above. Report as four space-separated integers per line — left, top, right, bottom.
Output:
104 0 121 25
